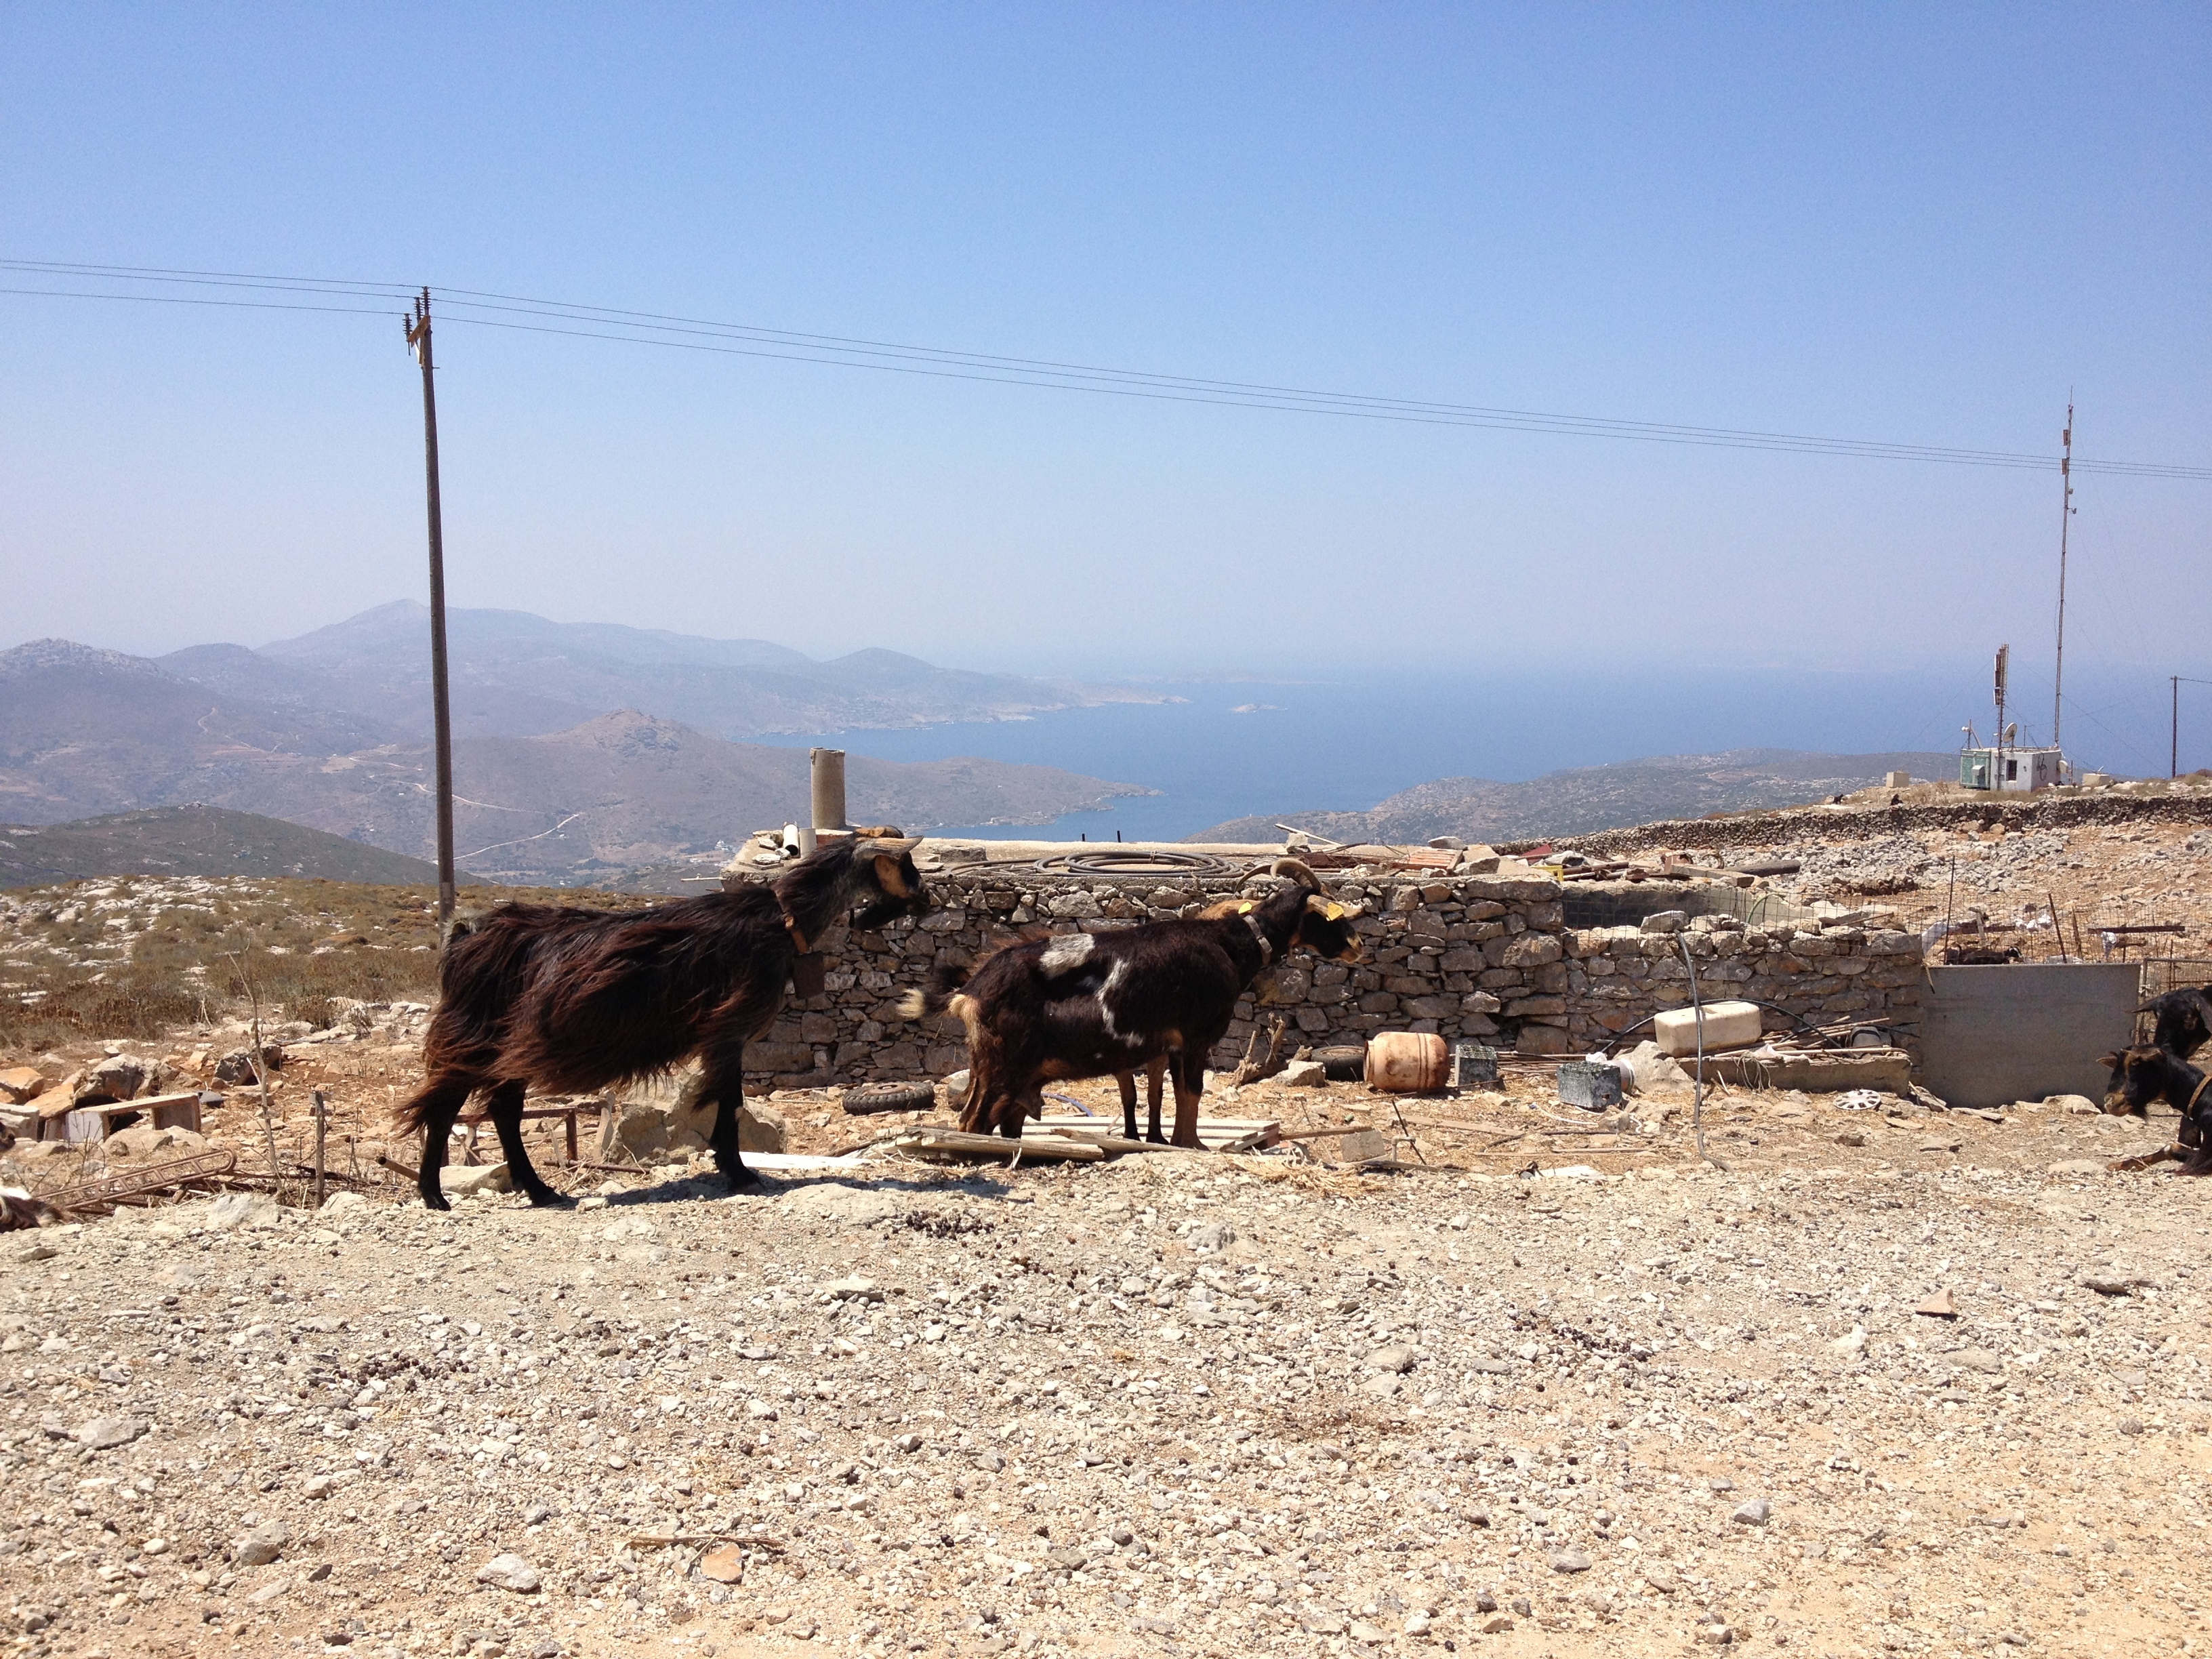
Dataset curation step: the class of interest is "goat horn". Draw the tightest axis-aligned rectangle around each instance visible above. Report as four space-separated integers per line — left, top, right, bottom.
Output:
1269 857 1327 894
857 836 920 856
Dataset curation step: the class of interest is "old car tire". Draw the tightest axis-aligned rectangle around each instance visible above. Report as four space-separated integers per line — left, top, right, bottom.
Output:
1311 1044 1369 1082
840 1080 939 1115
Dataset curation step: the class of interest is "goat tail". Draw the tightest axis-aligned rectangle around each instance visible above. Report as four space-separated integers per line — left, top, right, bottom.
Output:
897 961 971 1021
390 1086 434 1137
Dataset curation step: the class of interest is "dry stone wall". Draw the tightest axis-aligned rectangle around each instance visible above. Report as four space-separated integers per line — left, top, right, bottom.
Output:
727 864 1923 1090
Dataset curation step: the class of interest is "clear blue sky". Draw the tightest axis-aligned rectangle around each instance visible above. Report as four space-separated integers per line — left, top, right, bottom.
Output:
3 5 2206 712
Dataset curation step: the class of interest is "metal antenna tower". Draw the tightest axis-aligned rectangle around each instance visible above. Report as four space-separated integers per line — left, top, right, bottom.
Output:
2053 401 2074 756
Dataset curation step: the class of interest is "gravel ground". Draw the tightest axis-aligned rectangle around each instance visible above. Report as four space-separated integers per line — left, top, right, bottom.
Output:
5 1070 2211 1659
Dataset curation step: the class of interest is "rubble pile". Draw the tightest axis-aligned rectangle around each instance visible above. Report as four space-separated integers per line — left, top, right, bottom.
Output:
1784 835 1938 899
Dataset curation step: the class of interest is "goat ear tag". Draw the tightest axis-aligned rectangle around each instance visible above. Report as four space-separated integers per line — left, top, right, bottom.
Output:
1236 901 1256 914
1323 902 1344 920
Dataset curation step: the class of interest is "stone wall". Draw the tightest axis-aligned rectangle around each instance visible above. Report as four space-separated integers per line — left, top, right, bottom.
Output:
728 863 1924 1090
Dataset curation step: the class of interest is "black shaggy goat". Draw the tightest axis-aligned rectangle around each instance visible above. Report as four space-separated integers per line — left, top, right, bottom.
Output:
2099 1043 2212 1173
395 834 930 1210
2139 987 2212 1059
899 859 1361 1147
1111 894 1278 1143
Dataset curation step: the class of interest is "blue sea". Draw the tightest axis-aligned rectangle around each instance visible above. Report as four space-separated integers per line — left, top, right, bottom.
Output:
754 661 2188 842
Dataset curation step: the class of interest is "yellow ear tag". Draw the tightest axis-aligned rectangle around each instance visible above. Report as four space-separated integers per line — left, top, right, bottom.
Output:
1235 901 1256 914
1323 903 1344 920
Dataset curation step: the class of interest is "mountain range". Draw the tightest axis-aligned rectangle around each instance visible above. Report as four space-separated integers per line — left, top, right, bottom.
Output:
1191 748 1959 845
0 609 1153 883
162 600 1167 741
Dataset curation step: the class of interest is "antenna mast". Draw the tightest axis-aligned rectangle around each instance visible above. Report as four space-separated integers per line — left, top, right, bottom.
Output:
2053 401 2074 756
1994 644 2010 783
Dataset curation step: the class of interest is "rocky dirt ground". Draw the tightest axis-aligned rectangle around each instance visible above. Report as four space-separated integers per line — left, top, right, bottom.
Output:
6 1044 2212 1659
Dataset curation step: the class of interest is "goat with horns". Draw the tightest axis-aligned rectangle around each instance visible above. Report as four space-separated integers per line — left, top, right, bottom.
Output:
396 833 930 1210
898 857 1361 1147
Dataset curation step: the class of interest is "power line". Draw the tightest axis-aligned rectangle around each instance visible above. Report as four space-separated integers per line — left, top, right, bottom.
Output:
5 256 2209 480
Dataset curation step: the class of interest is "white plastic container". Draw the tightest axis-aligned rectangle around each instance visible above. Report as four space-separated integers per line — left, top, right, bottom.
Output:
1654 1000 1763 1057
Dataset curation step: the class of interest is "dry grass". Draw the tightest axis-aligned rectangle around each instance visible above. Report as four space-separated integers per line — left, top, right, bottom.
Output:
0 875 662 1057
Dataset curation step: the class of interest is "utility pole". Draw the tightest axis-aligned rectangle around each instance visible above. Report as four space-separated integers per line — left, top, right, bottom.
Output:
405 289 458 926
2053 402 2074 756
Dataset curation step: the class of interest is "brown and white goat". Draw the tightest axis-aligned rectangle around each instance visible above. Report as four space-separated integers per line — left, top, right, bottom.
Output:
899 859 1361 1147
395 834 930 1210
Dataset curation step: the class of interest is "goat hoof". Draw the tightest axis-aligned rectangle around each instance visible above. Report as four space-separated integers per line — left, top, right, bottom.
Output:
716 1162 762 1191
419 1190 451 1212
523 1187 574 1208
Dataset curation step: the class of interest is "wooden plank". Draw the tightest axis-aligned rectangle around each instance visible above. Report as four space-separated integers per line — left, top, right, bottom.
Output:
1035 1128 1158 1155
897 1128 1105 1162
1031 1114 1280 1151
1340 844 1460 869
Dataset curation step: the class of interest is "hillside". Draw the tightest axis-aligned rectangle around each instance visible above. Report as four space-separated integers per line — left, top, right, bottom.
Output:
0 804 442 888
1191 748 1959 844
200 710 1153 883
163 601 1169 740
0 638 398 822
0 640 1151 882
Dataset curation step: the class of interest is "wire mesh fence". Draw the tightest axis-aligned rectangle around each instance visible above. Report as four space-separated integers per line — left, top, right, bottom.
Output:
2133 958 2209 1043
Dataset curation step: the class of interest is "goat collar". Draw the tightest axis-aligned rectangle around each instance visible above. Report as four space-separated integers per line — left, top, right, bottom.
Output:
778 901 813 956
2186 1069 2212 1120
1241 909 1275 966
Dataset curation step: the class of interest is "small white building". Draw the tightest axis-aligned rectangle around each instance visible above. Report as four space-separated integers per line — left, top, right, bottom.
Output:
1959 745 2064 792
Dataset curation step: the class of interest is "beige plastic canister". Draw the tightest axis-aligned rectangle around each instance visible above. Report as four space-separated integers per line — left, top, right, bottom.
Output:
1364 1031 1449 1092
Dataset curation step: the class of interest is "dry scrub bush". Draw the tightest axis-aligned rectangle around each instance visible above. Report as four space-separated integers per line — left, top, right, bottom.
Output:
0 876 658 1054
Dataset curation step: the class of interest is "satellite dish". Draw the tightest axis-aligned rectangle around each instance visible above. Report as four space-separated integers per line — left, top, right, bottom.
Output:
2003 722 2019 744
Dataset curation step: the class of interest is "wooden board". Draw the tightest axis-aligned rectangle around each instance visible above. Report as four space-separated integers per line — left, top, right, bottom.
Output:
1031 1114 1281 1151
58 1091 205 1145
896 1128 1105 1162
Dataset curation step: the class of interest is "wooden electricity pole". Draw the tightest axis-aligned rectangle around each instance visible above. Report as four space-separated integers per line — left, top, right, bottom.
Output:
405 289 458 925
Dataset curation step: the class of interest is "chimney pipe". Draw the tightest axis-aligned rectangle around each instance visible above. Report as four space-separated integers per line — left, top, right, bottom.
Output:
810 747 848 841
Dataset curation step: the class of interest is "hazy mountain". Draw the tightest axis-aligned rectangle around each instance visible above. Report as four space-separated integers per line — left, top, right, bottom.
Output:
157 600 1168 740
0 642 1151 884
1190 749 1959 845
0 805 443 888
0 638 396 821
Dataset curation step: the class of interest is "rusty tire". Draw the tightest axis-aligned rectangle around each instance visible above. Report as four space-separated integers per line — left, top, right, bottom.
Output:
840 1080 939 1115
1311 1044 1368 1082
